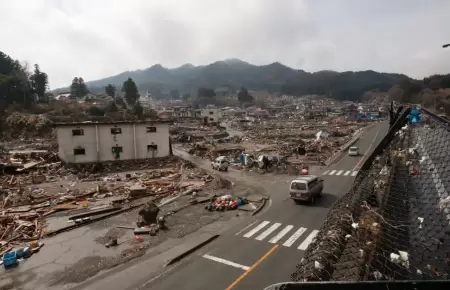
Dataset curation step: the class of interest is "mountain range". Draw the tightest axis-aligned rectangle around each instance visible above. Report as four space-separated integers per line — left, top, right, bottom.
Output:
74 59 411 100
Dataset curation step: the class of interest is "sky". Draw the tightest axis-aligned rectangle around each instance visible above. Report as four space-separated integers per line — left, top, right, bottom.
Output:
1 0 450 89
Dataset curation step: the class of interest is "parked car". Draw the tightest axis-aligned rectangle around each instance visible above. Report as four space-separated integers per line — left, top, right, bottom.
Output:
348 146 359 156
289 175 324 204
211 156 229 171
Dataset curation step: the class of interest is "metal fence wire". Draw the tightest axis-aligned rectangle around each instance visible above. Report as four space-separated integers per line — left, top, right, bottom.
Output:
291 108 450 282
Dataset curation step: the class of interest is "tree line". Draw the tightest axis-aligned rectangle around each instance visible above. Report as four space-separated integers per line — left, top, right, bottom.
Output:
183 87 254 107
389 74 450 114
0 51 49 111
68 76 148 119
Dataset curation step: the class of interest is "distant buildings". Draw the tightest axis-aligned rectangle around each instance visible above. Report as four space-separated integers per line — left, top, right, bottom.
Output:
53 92 113 108
200 108 221 124
138 91 153 110
54 92 73 102
172 105 198 118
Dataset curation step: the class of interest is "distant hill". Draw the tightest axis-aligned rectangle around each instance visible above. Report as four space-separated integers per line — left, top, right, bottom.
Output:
59 59 411 101
388 74 450 115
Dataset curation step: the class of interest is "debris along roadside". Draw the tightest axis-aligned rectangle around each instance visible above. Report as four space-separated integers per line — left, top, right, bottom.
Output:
178 118 370 175
0 155 261 289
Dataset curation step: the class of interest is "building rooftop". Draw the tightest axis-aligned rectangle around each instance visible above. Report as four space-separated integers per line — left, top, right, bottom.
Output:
53 119 173 127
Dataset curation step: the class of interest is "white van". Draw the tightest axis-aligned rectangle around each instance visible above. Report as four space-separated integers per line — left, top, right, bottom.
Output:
289 175 324 204
348 146 359 156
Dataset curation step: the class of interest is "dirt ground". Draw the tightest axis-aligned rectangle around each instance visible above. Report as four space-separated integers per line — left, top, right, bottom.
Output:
0 176 263 289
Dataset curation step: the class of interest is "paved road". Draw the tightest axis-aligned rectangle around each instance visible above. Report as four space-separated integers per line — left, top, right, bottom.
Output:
88 121 389 290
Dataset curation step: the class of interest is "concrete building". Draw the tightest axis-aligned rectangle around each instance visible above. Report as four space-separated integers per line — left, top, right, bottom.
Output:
54 121 172 164
172 105 197 118
138 91 154 114
252 108 269 119
200 108 221 124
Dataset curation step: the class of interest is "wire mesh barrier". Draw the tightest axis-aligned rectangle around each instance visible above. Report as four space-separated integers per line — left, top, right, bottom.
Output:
264 280 450 290
289 108 450 283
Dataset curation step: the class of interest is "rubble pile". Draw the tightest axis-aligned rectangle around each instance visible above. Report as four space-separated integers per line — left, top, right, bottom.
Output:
205 194 247 211
170 123 229 144
183 117 360 172
245 128 317 141
137 201 160 226
0 152 223 268
3 112 53 139
74 157 180 176
189 145 244 161
240 118 363 169
1 149 62 176
172 114 359 172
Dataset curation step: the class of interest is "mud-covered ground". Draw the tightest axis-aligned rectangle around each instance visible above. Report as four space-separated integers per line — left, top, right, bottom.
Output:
0 180 263 290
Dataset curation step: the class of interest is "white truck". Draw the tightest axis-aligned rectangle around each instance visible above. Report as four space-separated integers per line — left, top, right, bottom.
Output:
348 146 359 156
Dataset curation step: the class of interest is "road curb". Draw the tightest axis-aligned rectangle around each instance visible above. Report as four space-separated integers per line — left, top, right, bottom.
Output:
252 197 268 216
326 124 370 166
164 234 220 267
327 136 360 166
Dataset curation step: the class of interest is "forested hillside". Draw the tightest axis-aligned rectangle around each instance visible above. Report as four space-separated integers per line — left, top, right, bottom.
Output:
66 59 410 101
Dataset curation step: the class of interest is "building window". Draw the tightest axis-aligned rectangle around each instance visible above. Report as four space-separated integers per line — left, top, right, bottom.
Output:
147 144 158 151
111 128 122 134
72 129 84 136
111 146 123 153
73 148 86 155
146 126 157 133
209 111 214 115
209 118 214 121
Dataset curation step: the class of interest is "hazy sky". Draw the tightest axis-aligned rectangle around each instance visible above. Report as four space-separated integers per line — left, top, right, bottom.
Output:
1 0 449 89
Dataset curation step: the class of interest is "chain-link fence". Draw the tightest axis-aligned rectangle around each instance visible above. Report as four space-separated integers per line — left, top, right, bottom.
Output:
289 108 450 283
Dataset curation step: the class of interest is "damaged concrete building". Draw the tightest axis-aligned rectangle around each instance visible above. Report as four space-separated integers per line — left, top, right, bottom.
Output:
54 120 172 163
201 108 221 124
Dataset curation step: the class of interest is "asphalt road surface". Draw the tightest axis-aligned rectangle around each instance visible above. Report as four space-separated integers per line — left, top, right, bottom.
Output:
91 121 389 290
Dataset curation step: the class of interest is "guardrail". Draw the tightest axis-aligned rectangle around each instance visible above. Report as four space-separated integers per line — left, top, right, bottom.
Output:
264 280 450 290
326 129 363 166
283 106 450 285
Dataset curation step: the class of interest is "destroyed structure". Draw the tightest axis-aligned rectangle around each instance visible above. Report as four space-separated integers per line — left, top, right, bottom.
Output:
0 93 386 281
166 96 386 175
54 120 172 163
200 108 221 125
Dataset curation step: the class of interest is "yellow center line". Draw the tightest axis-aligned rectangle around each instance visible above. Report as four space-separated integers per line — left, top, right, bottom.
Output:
225 244 279 290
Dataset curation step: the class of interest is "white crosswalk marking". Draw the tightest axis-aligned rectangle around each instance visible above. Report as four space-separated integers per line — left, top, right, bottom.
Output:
323 169 358 177
283 227 307 247
235 220 259 236
269 225 293 244
255 223 282 241
243 221 270 238
237 221 320 251
298 230 319 250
